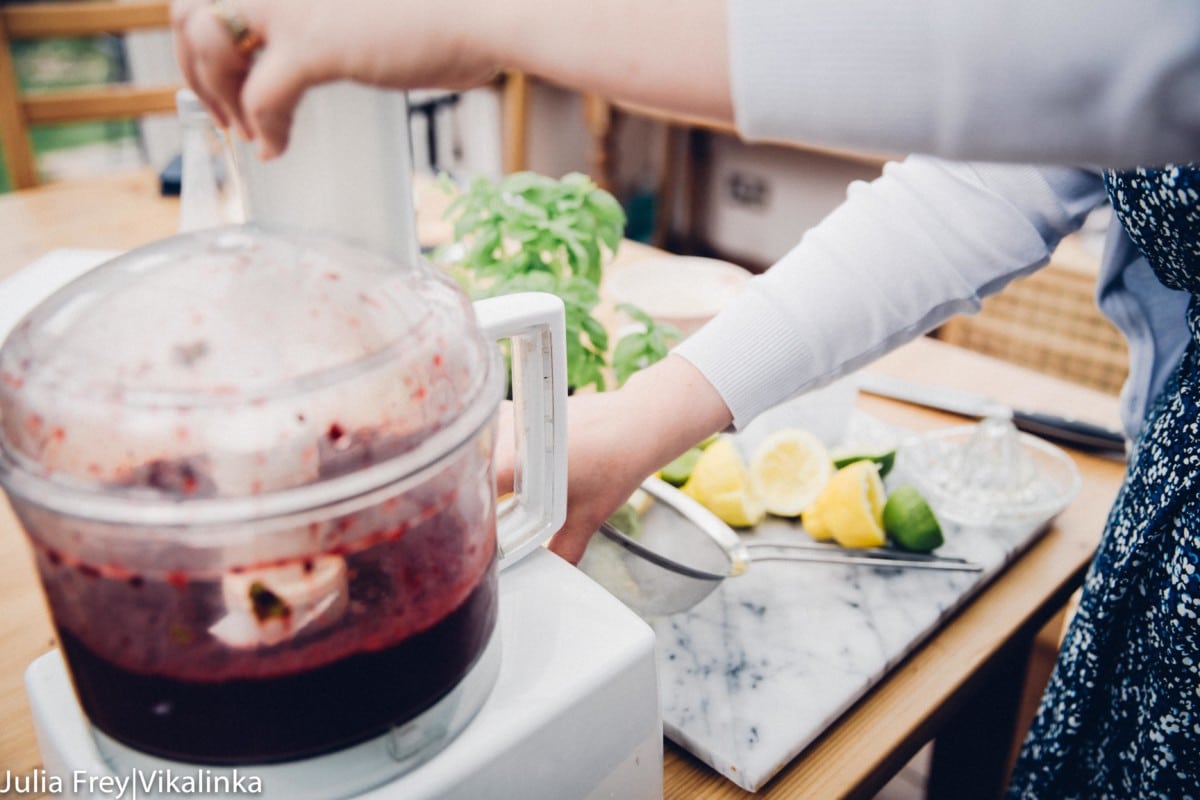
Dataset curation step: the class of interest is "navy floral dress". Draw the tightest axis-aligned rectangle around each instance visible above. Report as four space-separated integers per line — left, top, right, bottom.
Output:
1008 165 1200 798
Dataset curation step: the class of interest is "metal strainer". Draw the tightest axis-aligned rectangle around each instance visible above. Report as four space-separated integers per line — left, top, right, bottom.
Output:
577 477 982 618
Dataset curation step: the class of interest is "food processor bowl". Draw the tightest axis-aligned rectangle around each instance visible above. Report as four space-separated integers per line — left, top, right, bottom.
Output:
0 223 509 770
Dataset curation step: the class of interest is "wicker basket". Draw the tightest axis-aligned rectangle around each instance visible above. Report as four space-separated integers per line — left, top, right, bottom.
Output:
935 247 1128 396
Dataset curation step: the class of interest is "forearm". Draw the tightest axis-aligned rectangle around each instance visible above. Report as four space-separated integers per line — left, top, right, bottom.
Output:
543 354 730 563
676 159 1108 428
484 0 732 123
610 354 732 470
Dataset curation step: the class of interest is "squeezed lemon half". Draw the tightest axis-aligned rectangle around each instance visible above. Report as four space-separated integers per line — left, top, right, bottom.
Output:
801 461 887 548
749 428 832 517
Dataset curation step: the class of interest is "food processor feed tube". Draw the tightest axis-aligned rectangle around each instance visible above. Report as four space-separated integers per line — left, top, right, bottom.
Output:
0 83 566 782
233 82 419 265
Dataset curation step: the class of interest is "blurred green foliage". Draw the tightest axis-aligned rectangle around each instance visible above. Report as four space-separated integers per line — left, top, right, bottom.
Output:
442 171 679 391
1 36 138 193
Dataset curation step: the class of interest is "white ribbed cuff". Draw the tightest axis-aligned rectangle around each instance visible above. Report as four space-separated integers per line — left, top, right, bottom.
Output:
673 281 817 430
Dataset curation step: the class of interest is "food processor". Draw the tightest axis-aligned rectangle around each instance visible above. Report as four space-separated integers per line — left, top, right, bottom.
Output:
2 83 661 799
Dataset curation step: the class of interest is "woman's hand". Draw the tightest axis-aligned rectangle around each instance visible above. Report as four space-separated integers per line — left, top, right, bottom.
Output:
170 0 502 158
496 355 732 564
171 0 731 161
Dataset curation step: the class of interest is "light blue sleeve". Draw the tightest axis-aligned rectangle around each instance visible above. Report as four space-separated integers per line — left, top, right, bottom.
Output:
674 158 1109 429
729 0 1200 167
1096 227 1192 438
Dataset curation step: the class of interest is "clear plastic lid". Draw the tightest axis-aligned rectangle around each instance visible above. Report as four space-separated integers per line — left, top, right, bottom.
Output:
0 224 497 521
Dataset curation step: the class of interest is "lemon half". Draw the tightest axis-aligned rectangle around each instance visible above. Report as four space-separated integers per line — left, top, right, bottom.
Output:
749 429 833 517
800 461 887 548
681 436 766 527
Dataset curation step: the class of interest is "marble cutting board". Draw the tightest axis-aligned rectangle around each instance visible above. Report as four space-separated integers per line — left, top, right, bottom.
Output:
646 416 1057 792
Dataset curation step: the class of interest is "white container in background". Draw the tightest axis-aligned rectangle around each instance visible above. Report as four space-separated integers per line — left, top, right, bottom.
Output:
606 255 751 337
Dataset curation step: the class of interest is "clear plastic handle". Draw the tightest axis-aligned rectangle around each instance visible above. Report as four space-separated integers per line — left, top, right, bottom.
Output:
473 292 567 568
176 88 245 232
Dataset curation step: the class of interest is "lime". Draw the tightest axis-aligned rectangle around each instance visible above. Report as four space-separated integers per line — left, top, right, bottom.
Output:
660 447 703 487
800 461 887 548
681 437 765 527
749 429 833 517
883 485 943 552
627 488 654 515
831 449 896 478
605 502 643 539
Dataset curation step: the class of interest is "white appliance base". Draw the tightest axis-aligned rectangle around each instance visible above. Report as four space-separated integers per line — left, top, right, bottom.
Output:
27 548 663 800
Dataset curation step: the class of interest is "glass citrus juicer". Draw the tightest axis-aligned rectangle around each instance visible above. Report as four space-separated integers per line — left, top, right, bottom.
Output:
0 84 660 800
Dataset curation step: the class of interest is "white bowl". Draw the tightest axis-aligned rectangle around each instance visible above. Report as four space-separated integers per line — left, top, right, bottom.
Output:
605 256 751 337
898 422 1082 529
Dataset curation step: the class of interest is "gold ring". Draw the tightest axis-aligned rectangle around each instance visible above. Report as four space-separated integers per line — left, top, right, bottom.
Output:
209 0 263 55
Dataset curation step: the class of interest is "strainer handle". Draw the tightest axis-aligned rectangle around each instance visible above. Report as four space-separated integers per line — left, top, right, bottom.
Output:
474 293 568 568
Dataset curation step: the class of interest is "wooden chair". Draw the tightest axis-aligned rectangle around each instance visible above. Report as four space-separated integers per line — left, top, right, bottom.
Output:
0 1 177 189
500 70 529 175
935 238 1128 395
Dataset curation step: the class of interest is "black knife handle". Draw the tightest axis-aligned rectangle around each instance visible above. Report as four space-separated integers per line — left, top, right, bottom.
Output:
1011 410 1127 456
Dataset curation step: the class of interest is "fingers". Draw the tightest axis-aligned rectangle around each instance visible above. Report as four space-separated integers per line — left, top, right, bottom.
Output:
547 519 599 566
212 60 255 141
492 401 516 495
547 482 635 566
171 0 228 127
173 0 257 134
239 49 308 158
173 0 301 152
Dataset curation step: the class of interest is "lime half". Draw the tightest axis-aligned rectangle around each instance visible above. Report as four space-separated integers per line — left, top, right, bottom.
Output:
660 448 703 487
832 449 897 478
606 502 643 539
883 485 944 552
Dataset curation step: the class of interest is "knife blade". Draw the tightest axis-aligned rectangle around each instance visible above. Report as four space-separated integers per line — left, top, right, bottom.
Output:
747 542 975 564
742 541 984 572
746 551 985 572
857 373 1128 457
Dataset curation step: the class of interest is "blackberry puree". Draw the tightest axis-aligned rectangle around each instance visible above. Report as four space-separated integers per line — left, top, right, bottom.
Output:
30 441 498 764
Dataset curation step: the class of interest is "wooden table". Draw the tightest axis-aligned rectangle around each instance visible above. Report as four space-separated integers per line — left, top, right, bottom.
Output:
0 171 1127 798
